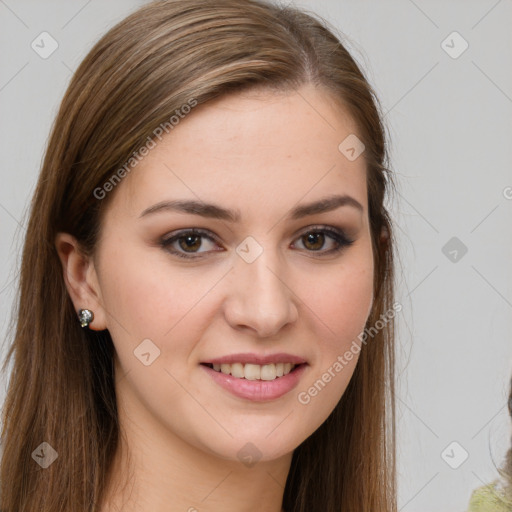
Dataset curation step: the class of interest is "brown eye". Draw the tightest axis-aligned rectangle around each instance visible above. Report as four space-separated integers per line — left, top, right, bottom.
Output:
301 231 326 251
160 229 221 259
177 234 202 252
292 226 355 256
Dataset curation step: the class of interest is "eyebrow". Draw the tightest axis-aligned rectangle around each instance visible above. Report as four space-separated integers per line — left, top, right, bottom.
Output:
139 194 364 222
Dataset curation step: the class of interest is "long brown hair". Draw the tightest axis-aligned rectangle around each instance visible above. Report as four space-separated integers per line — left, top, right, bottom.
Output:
0 1 397 510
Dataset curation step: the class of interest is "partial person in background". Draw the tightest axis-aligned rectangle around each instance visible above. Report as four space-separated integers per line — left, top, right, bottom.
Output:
468 378 512 511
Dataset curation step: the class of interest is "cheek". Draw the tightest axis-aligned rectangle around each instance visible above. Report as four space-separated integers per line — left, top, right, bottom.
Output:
296 250 373 397
293 262 373 433
305 256 374 348
98 243 205 340
324 267 373 342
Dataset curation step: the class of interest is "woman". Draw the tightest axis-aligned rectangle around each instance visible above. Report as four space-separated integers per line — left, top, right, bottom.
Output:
0 0 397 510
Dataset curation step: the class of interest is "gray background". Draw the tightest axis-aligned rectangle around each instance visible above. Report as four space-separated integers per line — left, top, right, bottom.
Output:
1 1 511 510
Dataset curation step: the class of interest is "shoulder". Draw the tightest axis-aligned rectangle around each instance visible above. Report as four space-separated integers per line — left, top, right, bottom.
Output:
468 480 512 512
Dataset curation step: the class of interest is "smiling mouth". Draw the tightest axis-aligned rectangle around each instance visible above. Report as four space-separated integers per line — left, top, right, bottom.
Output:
200 362 305 381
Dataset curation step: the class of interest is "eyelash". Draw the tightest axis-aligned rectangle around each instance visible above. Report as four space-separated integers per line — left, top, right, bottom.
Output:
159 225 355 260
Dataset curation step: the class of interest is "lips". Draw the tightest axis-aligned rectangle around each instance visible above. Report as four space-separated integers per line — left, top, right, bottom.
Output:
201 352 307 366
200 361 307 401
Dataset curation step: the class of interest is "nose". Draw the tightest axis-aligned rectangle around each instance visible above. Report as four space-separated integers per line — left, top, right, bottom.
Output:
223 245 299 338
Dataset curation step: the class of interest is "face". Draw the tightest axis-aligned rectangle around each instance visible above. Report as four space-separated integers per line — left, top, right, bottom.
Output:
90 84 374 463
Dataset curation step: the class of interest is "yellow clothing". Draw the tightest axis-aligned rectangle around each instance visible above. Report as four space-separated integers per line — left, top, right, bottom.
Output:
468 480 512 511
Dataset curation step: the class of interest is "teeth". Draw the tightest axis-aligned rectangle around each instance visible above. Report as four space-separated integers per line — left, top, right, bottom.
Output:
260 364 275 381
209 362 298 380
230 362 244 378
245 364 261 380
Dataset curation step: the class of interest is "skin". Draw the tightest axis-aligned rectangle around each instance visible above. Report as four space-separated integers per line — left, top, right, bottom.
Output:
56 83 377 512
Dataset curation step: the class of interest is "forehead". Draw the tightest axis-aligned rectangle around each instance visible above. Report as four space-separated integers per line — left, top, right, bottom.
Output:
112 84 368 221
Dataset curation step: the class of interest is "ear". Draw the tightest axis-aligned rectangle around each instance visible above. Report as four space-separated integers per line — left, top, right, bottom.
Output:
55 232 108 331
